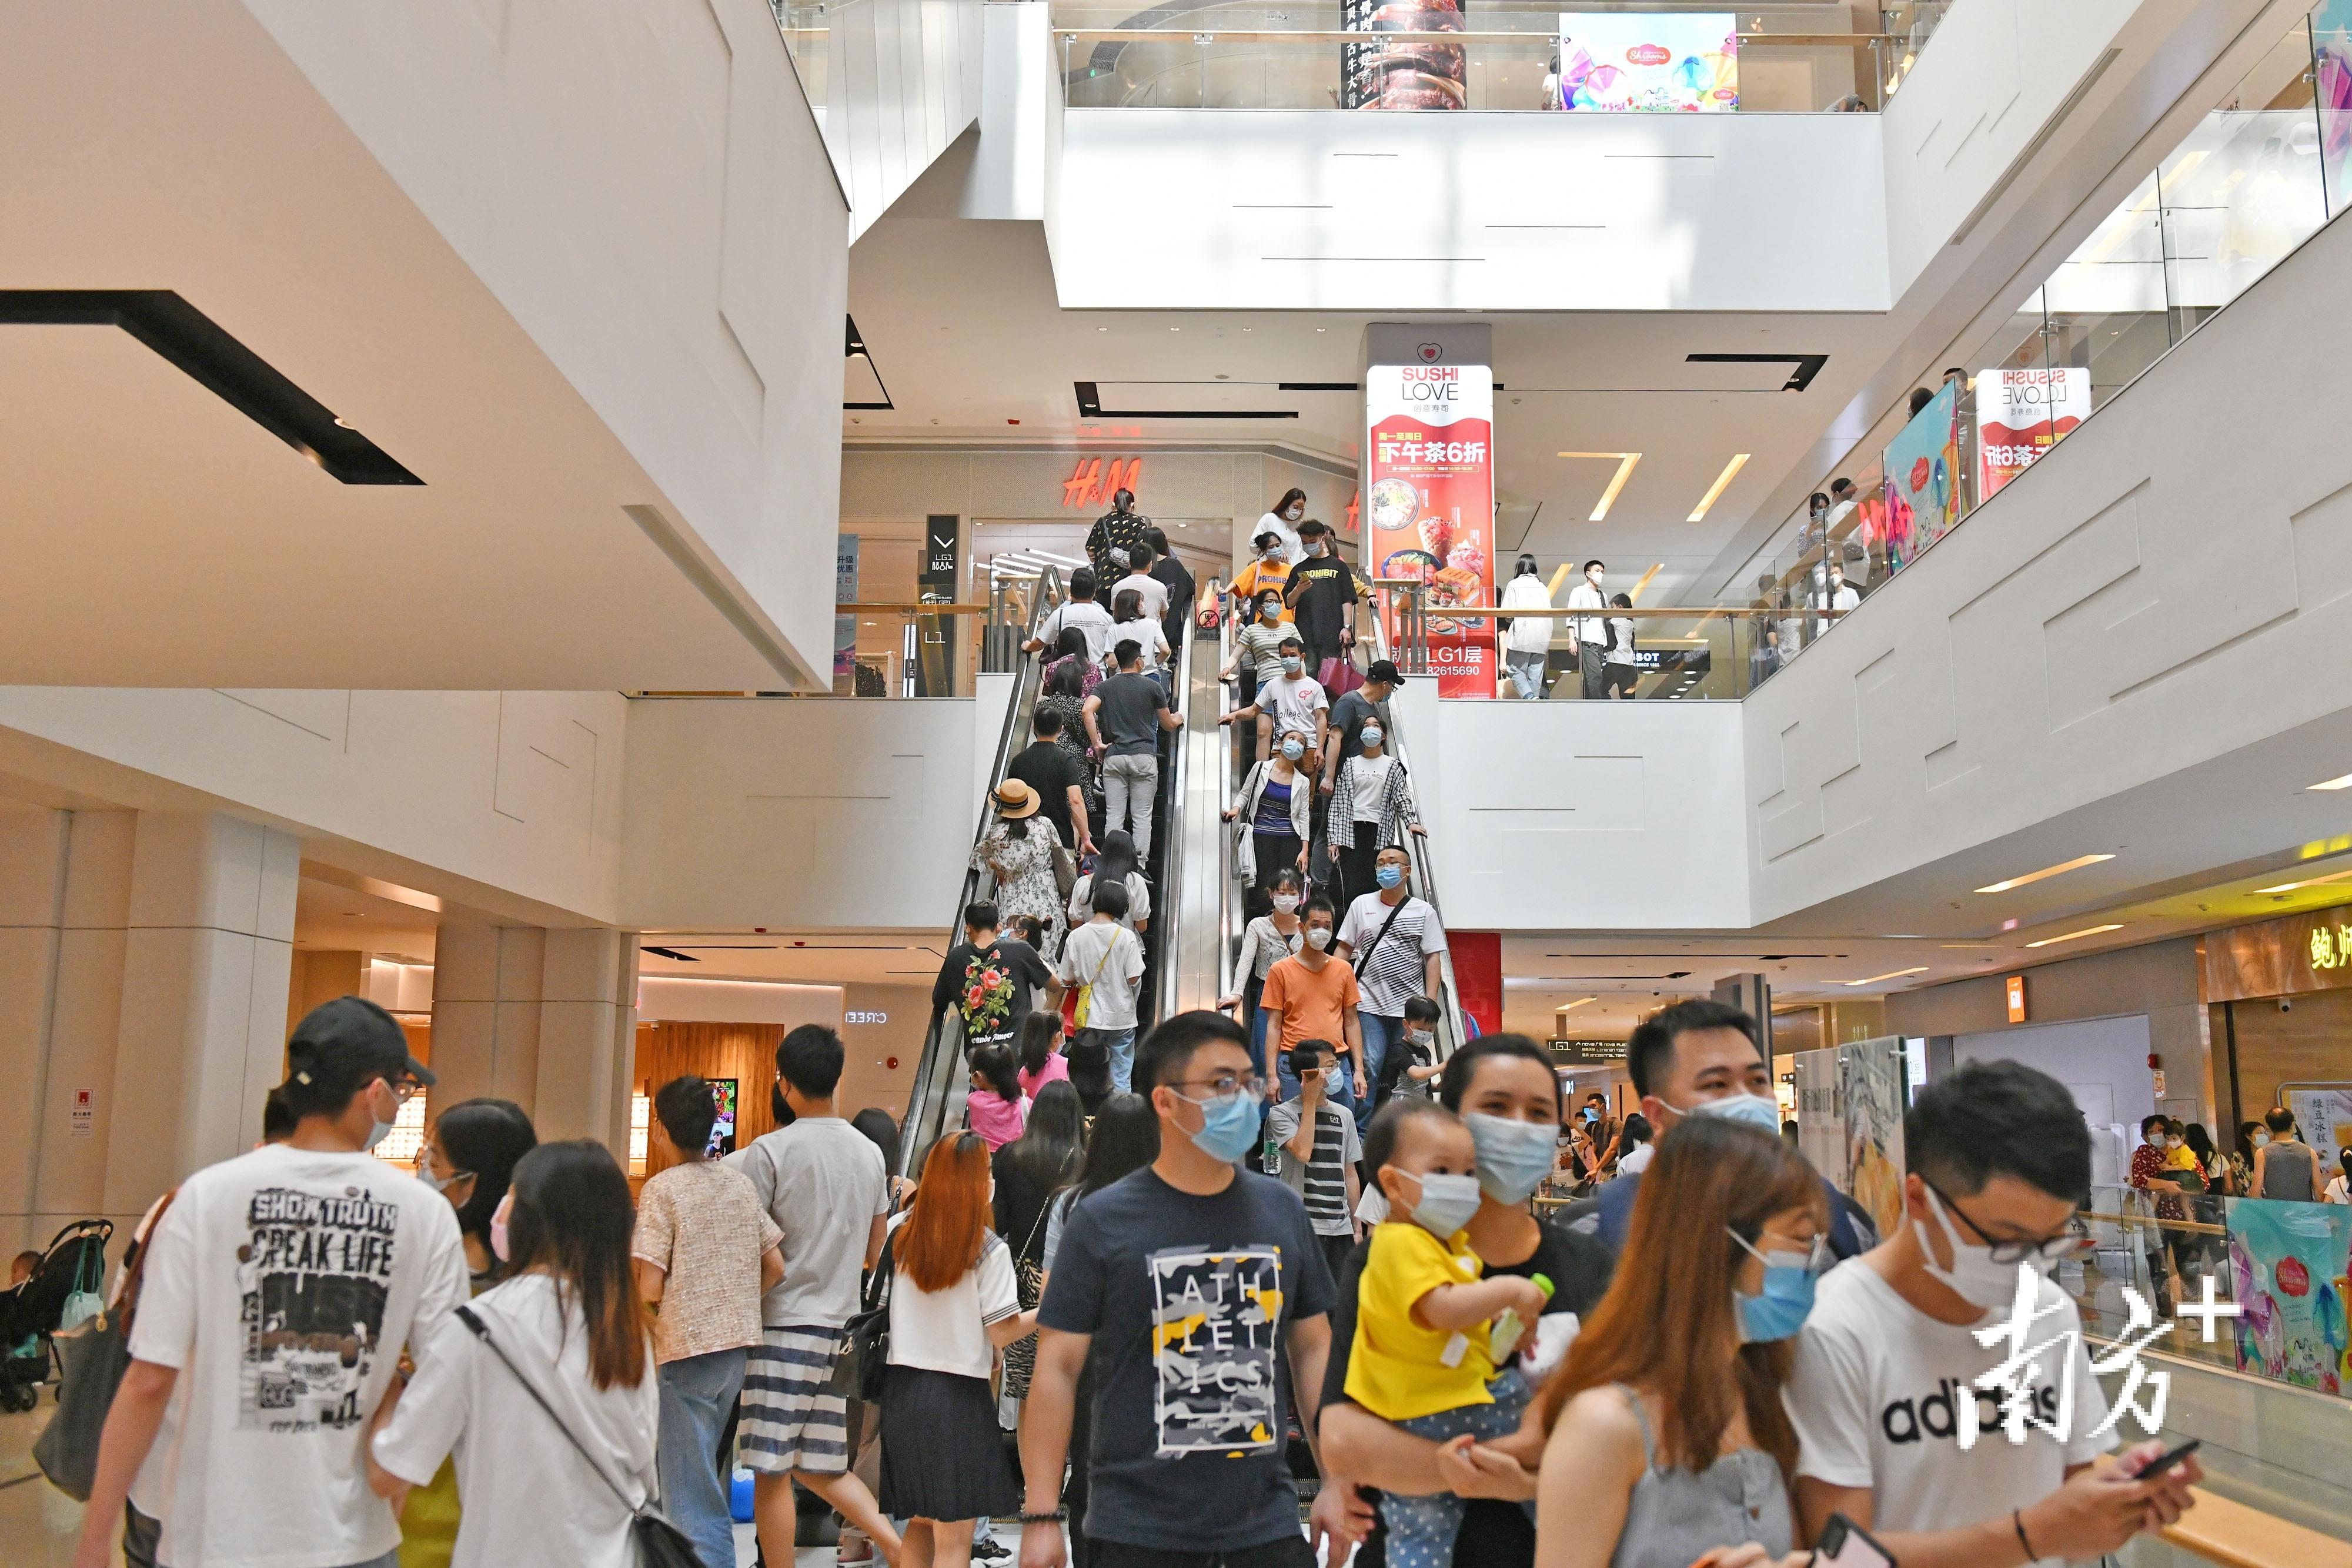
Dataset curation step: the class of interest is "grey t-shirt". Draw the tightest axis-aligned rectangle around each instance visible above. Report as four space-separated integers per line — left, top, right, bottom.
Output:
736 1118 889 1329
1094 671 1169 757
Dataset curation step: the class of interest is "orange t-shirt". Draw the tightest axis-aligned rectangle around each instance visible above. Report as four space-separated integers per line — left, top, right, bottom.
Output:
1260 954 1361 1056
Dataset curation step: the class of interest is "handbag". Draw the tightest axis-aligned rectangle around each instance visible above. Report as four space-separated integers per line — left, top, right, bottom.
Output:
1000 1195 1055 1401
454 1305 703 1568
36 1192 175 1501
827 1240 896 1403
1319 653 1365 698
1051 840 1078 899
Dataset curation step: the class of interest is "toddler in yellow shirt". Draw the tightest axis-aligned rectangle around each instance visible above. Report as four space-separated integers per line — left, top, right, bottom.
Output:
1345 1102 1548 1568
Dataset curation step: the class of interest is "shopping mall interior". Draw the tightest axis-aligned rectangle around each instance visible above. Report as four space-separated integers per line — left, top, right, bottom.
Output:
7 0 2352 1562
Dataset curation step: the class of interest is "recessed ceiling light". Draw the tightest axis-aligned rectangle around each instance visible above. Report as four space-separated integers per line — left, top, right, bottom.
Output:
1559 452 1642 521
2254 867 2352 895
1317 327 1327 333
2308 773 2352 790
1686 453 1751 522
1845 967 1928 986
1242 327 1252 332
1560 996 1598 1010
1170 326 1180 332
2023 923 2124 950
1973 854 2114 894
1097 326 1109 333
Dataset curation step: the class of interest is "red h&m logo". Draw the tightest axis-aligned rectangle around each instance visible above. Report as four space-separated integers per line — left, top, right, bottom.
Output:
1063 456 1142 508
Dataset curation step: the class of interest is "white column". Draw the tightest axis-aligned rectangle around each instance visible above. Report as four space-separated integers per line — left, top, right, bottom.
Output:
102 811 299 1216
535 929 639 1152
427 924 545 1111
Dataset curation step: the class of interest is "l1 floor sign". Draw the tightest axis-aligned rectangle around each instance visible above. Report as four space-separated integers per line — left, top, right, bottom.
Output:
1365 363 1496 697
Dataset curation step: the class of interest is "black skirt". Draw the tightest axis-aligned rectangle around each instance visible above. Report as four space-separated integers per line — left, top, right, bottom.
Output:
878 1364 1020 1523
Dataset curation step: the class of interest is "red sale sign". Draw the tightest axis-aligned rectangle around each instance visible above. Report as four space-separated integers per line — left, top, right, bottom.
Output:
1364 364 1496 697
1977 366 2089 500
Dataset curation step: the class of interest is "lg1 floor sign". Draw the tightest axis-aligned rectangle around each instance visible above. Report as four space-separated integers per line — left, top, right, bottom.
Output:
1364 361 1496 698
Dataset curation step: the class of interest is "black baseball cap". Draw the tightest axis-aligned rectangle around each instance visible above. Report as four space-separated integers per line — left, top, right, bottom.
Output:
285 996 435 1098
1366 659 1405 684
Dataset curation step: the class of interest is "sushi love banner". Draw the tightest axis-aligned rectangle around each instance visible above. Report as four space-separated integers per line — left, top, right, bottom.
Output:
1365 363 1496 697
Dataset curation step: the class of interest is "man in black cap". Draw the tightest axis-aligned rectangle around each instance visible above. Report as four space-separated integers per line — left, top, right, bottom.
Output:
74 996 469 1568
1320 658 1406 793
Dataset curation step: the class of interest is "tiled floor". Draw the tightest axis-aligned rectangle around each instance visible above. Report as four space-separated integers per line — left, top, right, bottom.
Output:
1 1400 108 1568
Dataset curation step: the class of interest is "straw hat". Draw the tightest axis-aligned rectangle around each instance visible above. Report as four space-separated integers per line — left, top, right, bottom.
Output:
993 779 1040 818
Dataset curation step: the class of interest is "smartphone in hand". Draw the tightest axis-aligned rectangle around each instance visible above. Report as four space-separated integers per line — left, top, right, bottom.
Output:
1811 1513 1896 1567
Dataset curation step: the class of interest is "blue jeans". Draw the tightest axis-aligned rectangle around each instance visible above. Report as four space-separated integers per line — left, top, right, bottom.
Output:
1355 1011 1406 1127
1079 1025 1138 1094
1382 1369 1534 1568
659 1346 748 1568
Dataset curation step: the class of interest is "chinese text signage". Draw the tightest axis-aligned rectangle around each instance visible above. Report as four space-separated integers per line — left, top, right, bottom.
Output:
2201 901 2352 1001
1977 367 2089 500
1550 1038 1628 1064
1365 363 1496 698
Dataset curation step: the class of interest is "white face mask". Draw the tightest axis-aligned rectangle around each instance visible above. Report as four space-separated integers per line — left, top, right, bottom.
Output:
1271 894 1300 913
1305 927 1333 951
1915 1185 2054 1309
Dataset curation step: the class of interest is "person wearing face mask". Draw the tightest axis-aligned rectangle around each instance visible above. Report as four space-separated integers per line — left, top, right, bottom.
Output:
1327 718 1425 910
1227 727 1315 908
1784 1060 2201 1568
1269 1041 1367 1277
2127 1113 2189 1308
1583 1001 1874 1263
1319 1037 1617 1568
2250 1104 2318 1201
1258 486 1311 566
395 1099 539 1568
1223 583 1294 709
1336 844 1447 1122
1394 995 1445 1098
72 998 469 1568
1219 867 1307 1068
1530 1117 1825 1568
1283 518 1368 681
1259 896 1368 1114
1345 1102 1548 1568
1019 1012 1338 1568
1231 529 1296 627
1220 631 1329 767
1498 554 1555 700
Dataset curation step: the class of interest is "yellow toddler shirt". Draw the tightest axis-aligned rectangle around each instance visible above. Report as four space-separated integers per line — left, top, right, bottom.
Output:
1343 1221 1494 1422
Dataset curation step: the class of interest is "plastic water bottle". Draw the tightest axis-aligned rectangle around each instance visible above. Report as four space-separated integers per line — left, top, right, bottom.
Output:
1488 1272 1555 1364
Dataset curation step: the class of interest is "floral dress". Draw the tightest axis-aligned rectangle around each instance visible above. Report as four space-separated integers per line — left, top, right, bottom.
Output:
974 820 1066 961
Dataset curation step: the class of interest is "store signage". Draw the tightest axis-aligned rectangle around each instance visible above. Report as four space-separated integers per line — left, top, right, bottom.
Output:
1365 362 1496 698
1555 13 1736 111
921 515 960 596
71 1087 93 1138
1977 367 2089 500
1880 380 1962 577
846 1009 889 1025
1063 457 1142 509
2202 901 2352 1001
1551 1038 1628 1064
834 534 860 694
2005 974 2027 1024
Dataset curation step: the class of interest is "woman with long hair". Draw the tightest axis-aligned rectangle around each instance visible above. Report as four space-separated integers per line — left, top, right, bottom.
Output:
1108 587 1171 677
1531 1118 1826 1568
995 1081 1086 1403
1218 864 1305 1059
880 1134 1037 1568
1499 553 1555 700
1016 1010 1071 1100
1227 725 1314 912
1068 828 1151 935
396 1099 539 1568
371 1141 658 1568
1258 486 1309 565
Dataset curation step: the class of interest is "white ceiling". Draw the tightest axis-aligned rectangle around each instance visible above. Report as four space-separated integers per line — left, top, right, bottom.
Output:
634 930 953 988
0 6 793 690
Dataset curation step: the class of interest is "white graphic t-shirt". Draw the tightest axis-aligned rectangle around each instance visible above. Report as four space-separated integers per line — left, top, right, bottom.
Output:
129 1142 470 1568
1784 1260 2110 1566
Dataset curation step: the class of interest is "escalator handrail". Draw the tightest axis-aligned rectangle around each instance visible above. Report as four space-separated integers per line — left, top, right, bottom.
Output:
1151 607 1200 1029
897 568 1064 1179
1363 618 1471 1068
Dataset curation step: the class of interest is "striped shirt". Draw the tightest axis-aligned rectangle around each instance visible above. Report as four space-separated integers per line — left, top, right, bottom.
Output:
1337 892 1446 1018
1268 1098 1361 1238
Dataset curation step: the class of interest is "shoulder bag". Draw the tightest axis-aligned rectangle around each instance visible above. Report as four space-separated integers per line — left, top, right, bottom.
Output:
1000 1199 1055 1400
36 1196 171 1500
1051 840 1079 898
454 1305 703 1568
1351 897 1411 979
1072 929 1121 1030
826 1238 897 1402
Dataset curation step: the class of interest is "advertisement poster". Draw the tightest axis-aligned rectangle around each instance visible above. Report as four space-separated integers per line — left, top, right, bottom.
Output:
1556 12 1736 111
1977 367 2089 500
1346 0 1466 111
834 534 860 694
1839 1037 1908 1245
707 1078 739 1158
2314 0 2352 216
2286 1086 2352 1177
1880 381 1962 576
1365 363 1496 697
2226 1198 2351 1393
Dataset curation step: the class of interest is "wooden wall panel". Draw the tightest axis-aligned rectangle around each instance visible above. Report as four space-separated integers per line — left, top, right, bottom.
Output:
2220 991 2352 1116
634 1021 783 1178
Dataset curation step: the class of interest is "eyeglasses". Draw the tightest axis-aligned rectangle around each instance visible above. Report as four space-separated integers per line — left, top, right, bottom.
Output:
1920 1175 2084 1265
1170 1073 1265 1101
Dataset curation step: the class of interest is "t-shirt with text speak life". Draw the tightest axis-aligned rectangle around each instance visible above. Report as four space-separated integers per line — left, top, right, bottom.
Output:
1093 670 1170 757
1036 1167 1336 1553
372 1272 660 1568
1783 1260 2111 1566
1338 891 1446 1018
739 1116 890 1329
127 1141 470 1568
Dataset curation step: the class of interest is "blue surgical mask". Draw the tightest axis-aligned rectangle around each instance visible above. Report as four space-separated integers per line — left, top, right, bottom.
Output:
1183 1088 1262 1164
1465 1113 1556 1205
1282 656 1304 676
1376 864 1405 890
1729 1228 1819 1342
1322 1066 1344 1094
1359 726 1384 748
1400 1171 1483 1238
1666 1091 1780 1134
1280 738 1304 761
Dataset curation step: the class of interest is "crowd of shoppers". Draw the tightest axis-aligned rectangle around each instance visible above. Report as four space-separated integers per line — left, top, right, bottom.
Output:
69 990 2211 1568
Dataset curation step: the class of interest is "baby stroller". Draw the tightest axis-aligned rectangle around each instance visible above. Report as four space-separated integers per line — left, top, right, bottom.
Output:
0 1218 113 1413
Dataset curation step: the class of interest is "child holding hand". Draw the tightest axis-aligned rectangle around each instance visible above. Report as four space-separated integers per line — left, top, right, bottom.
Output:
1344 1101 1549 1568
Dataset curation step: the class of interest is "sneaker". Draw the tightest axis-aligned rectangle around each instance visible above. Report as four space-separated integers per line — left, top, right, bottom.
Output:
972 1534 1011 1562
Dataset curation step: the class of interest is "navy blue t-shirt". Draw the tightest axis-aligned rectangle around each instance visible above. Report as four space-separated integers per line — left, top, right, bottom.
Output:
1038 1166 1337 1551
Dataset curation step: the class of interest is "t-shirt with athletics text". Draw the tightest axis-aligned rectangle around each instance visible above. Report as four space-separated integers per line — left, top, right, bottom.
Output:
1782 1260 2110 1567
1037 1167 1335 1552
128 1142 470 1568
